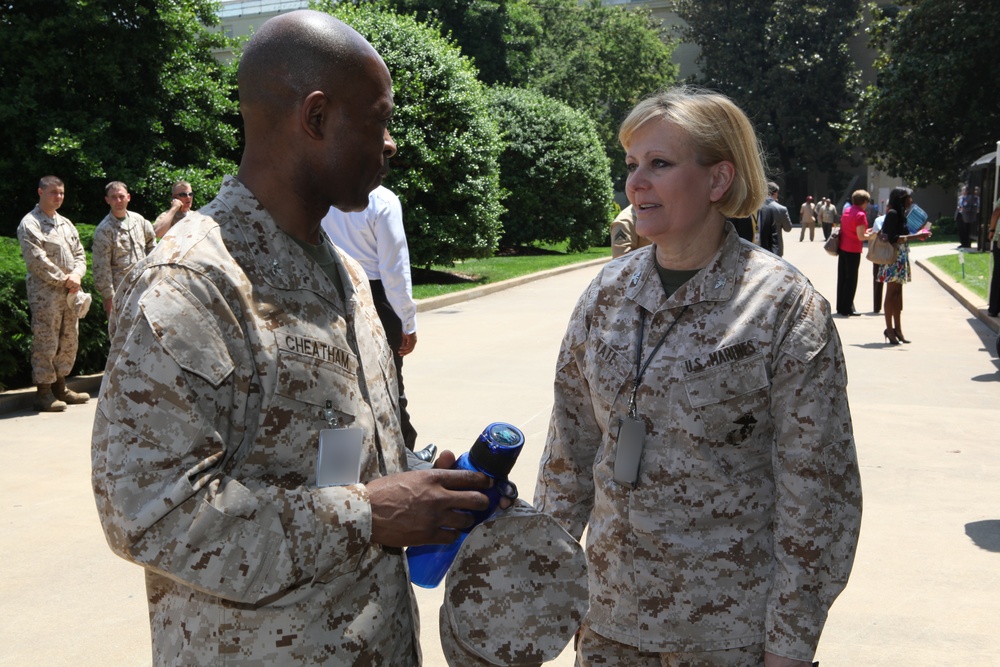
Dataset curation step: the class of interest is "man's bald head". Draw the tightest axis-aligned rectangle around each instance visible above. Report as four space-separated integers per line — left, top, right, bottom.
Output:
238 10 379 121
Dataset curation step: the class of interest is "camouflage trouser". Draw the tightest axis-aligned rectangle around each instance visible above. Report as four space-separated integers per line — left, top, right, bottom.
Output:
28 286 79 385
576 624 764 667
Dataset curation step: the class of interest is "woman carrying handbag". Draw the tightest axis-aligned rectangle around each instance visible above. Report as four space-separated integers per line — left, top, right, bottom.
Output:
835 190 871 316
877 187 932 345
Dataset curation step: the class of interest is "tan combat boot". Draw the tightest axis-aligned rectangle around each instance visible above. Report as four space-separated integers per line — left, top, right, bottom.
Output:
34 384 68 412
53 378 90 405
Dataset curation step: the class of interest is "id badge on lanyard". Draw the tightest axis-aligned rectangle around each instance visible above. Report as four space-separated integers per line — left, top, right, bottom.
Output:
613 305 688 488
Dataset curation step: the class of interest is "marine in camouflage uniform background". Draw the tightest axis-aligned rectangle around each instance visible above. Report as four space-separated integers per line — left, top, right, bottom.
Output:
17 176 90 410
535 227 863 665
91 182 156 318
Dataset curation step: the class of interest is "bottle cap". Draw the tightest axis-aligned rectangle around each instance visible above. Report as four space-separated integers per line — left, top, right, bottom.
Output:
468 422 524 479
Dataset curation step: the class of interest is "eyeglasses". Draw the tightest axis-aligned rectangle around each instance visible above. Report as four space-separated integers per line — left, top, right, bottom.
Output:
176 192 193 198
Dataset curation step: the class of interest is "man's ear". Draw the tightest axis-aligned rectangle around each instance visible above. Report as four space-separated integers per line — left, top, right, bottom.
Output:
301 91 328 140
709 161 735 203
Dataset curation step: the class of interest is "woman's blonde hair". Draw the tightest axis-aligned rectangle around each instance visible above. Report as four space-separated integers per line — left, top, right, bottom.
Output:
851 189 871 206
619 86 767 218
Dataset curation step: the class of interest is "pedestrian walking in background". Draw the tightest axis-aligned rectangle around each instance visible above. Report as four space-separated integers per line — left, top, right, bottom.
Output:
799 195 817 242
878 187 932 345
759 181 792 256
987 200 1000 317
818 196 838 240
836 190 871 317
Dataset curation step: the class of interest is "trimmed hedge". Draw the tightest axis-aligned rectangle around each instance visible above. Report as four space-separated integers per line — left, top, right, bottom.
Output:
0 225 109 391
489 86 614 252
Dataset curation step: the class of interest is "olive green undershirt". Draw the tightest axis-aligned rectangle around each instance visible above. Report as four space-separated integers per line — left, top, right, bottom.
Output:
654 260 700 298
288 234 346 301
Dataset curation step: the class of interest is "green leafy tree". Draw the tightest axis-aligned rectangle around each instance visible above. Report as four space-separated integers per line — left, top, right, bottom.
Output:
0 0 240 236
317 1 505 266
381 0 678 188
490 87 615 251
528 0 678 188
849 0 1000 187
378 0 543 85
673 0 862 201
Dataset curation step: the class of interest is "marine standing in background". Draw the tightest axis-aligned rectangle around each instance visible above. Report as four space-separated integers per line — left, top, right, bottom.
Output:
153 180 194 239
17 175 91 412
92 181 156 318
610 204 652 258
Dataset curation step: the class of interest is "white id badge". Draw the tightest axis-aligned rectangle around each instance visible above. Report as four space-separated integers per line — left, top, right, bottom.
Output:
316 428 364 487
613 417 645 486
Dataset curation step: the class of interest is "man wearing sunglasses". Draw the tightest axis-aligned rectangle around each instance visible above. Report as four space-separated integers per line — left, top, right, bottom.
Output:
153 180 194 239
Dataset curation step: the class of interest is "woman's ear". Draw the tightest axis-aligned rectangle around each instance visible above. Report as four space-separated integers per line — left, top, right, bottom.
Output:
708 161 735 203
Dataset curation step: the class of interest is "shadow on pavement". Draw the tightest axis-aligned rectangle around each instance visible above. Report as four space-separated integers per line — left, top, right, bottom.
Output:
965 520 1000 553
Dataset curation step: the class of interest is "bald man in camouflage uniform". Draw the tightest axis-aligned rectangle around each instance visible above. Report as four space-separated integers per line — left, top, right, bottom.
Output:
17 175 90 412
92 12 495 666
91 181 155 320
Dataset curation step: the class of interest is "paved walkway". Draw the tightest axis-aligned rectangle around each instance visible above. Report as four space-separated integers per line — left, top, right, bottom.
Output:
1 238 998 666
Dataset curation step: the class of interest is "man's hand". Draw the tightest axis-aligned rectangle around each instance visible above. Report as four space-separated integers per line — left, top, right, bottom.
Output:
764 652 814 667
64 273 82 293
170 198 183 211
366 450 493 548
399 331 417 356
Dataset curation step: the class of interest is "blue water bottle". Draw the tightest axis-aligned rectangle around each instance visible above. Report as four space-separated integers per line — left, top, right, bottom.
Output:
406 422 524 588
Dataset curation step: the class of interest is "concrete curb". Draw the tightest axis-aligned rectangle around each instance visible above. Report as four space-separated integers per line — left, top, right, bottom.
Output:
415 256 610 313
0 258 612 416
914 254 998 334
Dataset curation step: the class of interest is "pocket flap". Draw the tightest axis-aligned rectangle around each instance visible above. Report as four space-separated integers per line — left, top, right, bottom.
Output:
139 277 235 387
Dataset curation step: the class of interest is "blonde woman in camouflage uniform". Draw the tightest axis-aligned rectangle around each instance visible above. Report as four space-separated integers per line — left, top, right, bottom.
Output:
535 88 862 667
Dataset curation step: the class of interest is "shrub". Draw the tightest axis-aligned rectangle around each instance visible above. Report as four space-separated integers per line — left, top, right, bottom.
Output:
489 86 614 252
934 215 957 236
0 226 109 391
319 2 505 267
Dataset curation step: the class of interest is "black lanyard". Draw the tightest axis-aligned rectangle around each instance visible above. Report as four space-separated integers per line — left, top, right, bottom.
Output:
628 305 689 419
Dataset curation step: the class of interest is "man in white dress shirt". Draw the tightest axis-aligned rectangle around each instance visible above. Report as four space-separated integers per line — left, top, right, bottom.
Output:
323 185 434 462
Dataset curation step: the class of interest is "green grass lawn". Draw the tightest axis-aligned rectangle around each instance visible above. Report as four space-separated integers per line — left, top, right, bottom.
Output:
919 229 992 300
412 242 610 300
926 250 992 300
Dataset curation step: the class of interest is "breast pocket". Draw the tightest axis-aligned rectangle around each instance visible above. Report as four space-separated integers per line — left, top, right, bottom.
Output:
275 347 359 428
582 334 632 420
683 355 771 479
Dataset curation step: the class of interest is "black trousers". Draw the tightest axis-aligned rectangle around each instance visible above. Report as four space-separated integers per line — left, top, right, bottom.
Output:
873 261 883 313
836 250 861 315
822 223 832 240
989 244 1000 316
369 280 418 451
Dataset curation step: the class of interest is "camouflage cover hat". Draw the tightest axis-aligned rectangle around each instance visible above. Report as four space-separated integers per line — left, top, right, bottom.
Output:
440 501 588 666
67 290 92 318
